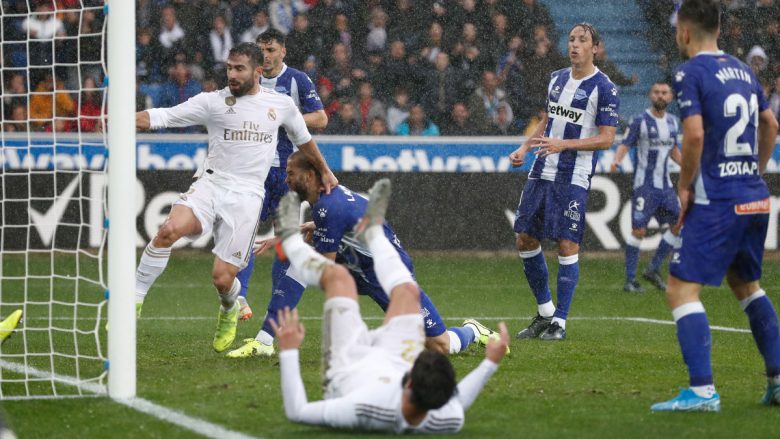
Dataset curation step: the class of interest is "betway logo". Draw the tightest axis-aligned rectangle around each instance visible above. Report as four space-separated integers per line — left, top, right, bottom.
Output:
548 103 584 124
342 147 513 172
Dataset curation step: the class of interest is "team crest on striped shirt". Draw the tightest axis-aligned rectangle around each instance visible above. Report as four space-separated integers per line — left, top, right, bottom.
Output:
574 88 588 100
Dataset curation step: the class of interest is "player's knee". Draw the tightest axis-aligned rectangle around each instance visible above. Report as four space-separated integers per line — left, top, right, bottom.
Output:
155 221 182 247
212 271 235 294
558 240 579 256
516 234 539 251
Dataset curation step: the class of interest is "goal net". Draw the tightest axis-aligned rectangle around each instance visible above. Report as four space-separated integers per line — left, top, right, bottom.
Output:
0 0 133 400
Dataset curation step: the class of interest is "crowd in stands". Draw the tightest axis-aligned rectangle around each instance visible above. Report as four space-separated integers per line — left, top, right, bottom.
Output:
3 0 779 135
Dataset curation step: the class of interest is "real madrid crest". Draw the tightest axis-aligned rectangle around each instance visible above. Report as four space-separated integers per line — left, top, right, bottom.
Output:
267 108 277 121
225 96 236 106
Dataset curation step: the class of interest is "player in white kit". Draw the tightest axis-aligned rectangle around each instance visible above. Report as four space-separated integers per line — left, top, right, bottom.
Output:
133 43 337 352
272 179 510 433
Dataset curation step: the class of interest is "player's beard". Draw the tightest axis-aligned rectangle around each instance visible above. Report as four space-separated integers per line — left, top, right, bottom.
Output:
229 79 253 98
652 100 668 112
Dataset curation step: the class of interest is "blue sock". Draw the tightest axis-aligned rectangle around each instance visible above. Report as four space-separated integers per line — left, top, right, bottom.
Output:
520 248 552 306
236 252 255 298
271 256 290 292
674 303 713 386
554 255 579 320
625 244 640 281
450 326 476 349
649 240 673 273
744 294 780 377
261 274 305 336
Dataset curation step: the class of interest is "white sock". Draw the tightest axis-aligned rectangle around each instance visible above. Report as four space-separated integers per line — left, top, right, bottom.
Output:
256 329 274 346
551 317 566 329
447 330 462 354
281 233 332 287
769 375 780 386
690 384 716 398
538 301 555 318
135 243 171 302
365 225 415 295
219 278 241 312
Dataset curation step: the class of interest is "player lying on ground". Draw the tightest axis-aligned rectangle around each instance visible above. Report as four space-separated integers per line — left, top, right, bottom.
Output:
227 151 503 358
610 81 682 293
133 42 336 353
651 0 780 412
273 179 510 433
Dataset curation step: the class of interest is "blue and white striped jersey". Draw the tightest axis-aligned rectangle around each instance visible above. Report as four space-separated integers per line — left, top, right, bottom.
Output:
529 67 620 189
261 64 323 168
623 109 679 190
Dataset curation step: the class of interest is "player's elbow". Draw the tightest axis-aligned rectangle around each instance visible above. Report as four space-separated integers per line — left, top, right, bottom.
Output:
760 111 779 134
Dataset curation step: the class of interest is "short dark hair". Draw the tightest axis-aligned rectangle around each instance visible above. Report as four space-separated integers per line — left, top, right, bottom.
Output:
257 28 286 46
288 151 322 180
407 350 457 411
229 42 263 67
677 0 720 34
570 22 600 47
652 80 671 88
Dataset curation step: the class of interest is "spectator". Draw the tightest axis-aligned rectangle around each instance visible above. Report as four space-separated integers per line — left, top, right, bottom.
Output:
318 82 340 119
498 34 526 110
241 10 271 44
208 15 234 73
353 81 387 134
512 0 554 40
269 0 306 35
368 116 390 135
769 76 780 122
441 102 482 136
3 105 28 133
595 38 638 87
485 13 510 66
22 3 65 66
396 104 440 136
158 6 187 68
29 74 75 132
522 38 564 120
3 74 27 115
201 77 219 93
386 86 411 134
450 22 487 95
523 107 546 137
158 63 202 133
78 77 103 133
746 45 771 83
325 100 361 135
467 71 507 134
423 52 460 124
137 28 162 83
420 22 446 64
491 101 521 136
324 43 362 98
381 40 413 100
387 0 424 49
326 13 355 59
286 14 319 69
365 8 389 53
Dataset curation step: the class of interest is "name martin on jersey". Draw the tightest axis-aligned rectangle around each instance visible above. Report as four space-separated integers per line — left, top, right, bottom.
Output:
714 66 752 85
223 120 274 142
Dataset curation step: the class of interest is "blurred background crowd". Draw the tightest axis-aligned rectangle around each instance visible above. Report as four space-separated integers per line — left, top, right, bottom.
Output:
2 0 780 136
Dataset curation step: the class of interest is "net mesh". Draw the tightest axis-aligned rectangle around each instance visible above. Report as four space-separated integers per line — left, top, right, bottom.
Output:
1 0 108 399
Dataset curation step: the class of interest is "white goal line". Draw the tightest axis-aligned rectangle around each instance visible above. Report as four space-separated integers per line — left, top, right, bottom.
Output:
0 360 260 439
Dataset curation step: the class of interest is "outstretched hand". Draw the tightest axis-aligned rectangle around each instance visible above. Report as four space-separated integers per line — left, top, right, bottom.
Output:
485 322 510 363
269 307 305 351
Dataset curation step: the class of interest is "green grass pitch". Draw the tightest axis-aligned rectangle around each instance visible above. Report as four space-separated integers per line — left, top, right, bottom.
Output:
3 251 780 438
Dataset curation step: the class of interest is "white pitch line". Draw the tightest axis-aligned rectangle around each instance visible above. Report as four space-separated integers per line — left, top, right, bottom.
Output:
0 360 259 439
25 315 753 333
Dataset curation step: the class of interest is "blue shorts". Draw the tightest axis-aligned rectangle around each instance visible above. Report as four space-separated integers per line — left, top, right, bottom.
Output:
669 199 768 286
260 167 289 222
631 187 680 229
513 179 589 244
336 250 447 338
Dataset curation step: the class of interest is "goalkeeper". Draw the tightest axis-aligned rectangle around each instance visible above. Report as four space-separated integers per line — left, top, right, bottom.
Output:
273 180 509 433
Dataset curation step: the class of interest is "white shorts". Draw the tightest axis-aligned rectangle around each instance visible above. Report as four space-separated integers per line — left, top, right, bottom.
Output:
322 297 425 398
173 177 263 269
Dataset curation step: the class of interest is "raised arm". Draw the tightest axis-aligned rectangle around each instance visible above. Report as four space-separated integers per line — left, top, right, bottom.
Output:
455 322 509 410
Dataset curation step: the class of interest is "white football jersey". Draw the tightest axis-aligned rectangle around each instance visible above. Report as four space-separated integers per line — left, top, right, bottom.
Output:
147 86 311 196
